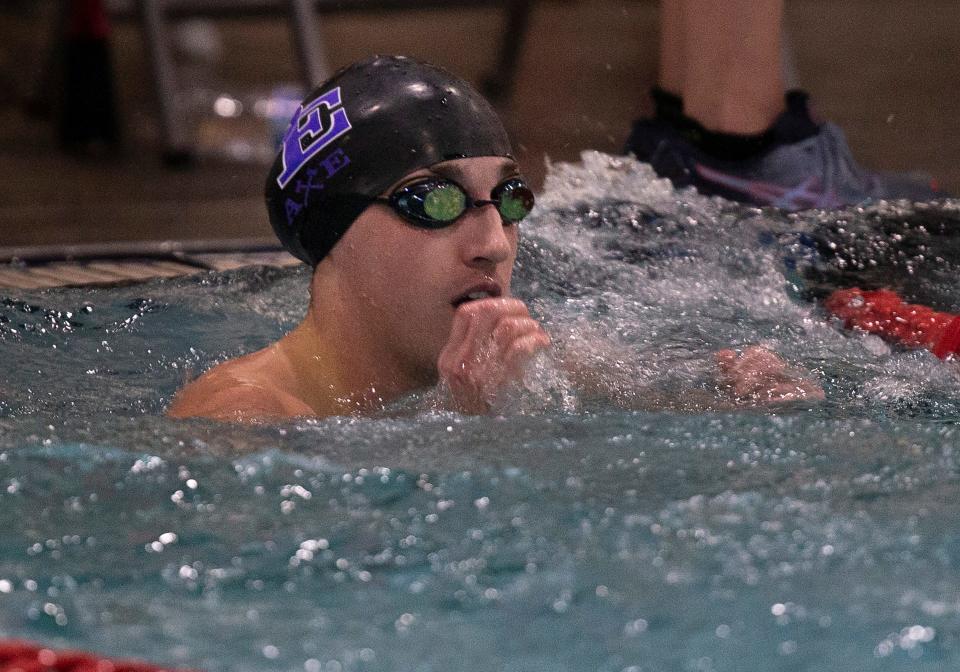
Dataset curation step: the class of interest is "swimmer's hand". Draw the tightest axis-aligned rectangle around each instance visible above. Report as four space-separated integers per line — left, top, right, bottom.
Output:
715 346 824 405
437 298 551 414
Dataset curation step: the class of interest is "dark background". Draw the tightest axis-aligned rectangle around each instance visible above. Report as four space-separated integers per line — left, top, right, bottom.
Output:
1 0 958 249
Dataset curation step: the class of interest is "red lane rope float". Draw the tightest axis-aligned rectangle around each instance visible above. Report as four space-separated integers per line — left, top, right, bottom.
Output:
0 640 199 672
824 287 960 359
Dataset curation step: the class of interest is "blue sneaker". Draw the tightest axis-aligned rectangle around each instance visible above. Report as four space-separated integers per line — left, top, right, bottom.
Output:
624 90 943 210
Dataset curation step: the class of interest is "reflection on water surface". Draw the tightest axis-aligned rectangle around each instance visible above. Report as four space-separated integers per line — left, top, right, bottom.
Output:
2 153 960 671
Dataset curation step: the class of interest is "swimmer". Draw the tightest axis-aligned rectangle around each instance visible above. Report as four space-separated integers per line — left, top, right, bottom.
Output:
167 56 821 423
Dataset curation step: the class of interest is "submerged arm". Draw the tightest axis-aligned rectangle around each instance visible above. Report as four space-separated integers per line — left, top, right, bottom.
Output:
554 331 823 411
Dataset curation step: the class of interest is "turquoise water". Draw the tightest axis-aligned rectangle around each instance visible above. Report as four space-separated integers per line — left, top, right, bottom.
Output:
3 153 960 671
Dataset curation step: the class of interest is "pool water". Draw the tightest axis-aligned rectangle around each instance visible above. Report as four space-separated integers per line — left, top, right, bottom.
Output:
2 152 960 671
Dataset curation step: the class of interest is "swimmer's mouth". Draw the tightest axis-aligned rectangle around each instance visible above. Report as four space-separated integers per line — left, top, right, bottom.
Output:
451 282 502 308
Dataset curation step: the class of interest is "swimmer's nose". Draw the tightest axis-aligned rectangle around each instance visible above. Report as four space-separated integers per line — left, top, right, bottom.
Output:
461 202 513 267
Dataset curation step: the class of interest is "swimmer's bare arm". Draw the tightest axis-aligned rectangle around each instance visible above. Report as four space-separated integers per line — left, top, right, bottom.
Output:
436 297 551 414
433 299 822 413
556 336 823 410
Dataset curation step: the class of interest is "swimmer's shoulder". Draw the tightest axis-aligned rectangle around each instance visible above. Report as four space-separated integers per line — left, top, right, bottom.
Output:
166 352 315 423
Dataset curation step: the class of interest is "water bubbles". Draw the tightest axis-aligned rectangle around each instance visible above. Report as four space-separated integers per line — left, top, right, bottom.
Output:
281 483 311 499
130 455 165 473
146 532 179 553
300 538 329 552
394 612 415 633
0 155 958 671
903 625 936 645
552 589 572 613
778 640 797 655
874 625 936 658
178 565 198 581
874 639 896 658
40 601 69 626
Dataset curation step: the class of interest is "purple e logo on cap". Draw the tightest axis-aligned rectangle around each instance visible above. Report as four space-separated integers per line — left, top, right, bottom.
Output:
276 87 352 189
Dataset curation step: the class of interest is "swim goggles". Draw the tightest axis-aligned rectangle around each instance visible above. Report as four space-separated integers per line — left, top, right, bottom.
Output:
375 176 535 229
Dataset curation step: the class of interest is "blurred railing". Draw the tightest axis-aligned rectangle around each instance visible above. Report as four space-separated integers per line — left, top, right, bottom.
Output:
103 0 534 163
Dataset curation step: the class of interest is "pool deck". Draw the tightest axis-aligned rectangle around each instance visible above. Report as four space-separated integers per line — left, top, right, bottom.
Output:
0 239 299 289
1 0 958 288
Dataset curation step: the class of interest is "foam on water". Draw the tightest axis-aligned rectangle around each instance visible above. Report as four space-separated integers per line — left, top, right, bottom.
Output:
2 153 960 670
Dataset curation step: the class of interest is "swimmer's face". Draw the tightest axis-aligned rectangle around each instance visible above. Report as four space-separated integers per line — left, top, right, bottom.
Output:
328 156 521 382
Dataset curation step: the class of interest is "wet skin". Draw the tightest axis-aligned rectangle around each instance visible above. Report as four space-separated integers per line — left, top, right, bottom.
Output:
167 156 551 422
716 346 825 404
167 157 823 423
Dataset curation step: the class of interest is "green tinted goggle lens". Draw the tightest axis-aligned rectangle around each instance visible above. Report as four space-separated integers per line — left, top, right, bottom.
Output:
495 181 535 222
385 177 535 229
423 184 467 221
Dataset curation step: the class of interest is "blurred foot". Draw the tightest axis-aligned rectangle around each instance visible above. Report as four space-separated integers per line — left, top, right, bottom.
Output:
625 89 943 210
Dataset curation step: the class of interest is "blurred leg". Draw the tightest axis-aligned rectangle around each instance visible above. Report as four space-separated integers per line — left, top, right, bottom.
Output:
658 0 684 97
660 0 784 134
627 2 944 207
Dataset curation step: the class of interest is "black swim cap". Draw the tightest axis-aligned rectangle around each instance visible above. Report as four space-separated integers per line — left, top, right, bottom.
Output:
265 55 514 265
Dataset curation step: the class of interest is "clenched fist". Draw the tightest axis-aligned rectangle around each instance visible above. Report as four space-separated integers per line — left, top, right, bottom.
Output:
716 346 824 404
437 298 551 414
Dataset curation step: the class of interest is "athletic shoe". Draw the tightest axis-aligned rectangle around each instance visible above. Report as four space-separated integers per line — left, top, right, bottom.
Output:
624 90 943 210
